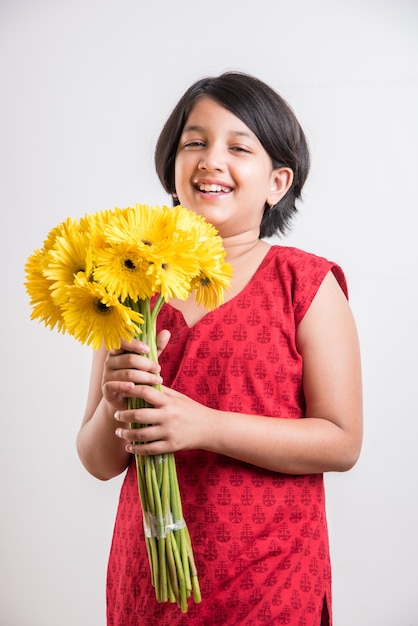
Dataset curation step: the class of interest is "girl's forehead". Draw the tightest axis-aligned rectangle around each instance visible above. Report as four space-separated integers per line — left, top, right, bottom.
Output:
185 97 234 120
182 97 256 138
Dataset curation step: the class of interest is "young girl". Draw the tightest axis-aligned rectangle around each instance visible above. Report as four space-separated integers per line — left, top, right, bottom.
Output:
77 72 362 626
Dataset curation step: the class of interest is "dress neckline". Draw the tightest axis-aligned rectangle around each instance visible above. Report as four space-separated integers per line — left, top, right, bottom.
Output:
166 244 277 330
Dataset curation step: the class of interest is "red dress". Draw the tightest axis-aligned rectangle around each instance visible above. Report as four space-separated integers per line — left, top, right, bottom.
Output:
106 246 347 626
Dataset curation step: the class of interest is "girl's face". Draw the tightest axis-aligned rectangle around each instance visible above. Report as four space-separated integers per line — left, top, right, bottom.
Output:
174 97 291 239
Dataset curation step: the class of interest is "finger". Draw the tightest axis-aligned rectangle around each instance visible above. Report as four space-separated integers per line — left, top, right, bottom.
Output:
156 329 171 356
115 423 161 442
114 407 160 426
120 366 163 386
127 441 167 456
115 423 168 457
107 346 125 356
105 352 162 377
108 352 155 372
102 381 135 407
103 376 163 409
133 384 168 406
118 338 152 355
107 338 150 357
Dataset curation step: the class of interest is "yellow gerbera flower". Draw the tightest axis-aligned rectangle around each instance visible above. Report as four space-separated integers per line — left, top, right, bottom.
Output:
191 265 233 309
142 204 230 303
145 240 199 301
24 249 66 333
102 204 172 249
82 206 130 250
171 204 219 241
178 214 233 309
190 224 233 310
41 216 75 253
43 219 93 303
61 276 143 350
93 241 156 302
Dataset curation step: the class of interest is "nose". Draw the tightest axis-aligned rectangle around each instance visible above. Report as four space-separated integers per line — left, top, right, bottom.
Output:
198 144 225 172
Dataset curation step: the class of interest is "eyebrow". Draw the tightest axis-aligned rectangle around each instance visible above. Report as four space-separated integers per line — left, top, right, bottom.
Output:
182 124 255 140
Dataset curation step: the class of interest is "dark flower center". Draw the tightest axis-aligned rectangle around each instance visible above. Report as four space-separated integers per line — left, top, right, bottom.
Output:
124 259 136 271
95 300 112 315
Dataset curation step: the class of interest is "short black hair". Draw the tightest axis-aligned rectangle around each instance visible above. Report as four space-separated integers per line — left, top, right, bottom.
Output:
154 71 310 238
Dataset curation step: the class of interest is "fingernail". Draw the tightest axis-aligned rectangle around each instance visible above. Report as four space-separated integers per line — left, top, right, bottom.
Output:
114 411 120 420
115 428 123 438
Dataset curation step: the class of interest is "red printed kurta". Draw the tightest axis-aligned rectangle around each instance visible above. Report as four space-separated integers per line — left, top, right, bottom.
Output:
106 246 348 626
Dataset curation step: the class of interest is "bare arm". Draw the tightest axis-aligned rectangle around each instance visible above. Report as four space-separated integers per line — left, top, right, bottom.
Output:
205 271 363 473
113 272 362 475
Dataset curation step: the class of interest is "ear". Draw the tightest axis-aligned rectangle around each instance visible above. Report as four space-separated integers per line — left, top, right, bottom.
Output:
266 167 294 207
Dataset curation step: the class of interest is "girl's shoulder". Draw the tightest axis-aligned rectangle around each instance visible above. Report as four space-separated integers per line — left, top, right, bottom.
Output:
261 245 348 327
265 244 348 296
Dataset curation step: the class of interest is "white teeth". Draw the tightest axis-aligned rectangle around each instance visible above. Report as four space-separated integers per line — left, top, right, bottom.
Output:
197 183 230 193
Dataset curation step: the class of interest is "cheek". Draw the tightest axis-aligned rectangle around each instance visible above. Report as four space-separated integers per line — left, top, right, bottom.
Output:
173 158 188 192
173 172 192 207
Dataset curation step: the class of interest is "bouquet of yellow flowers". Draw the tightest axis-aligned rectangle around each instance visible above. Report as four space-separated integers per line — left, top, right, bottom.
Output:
24 203 233 612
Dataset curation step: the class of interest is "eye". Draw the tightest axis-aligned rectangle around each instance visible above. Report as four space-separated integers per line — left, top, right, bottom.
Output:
230 145 251 153
183 140 205 149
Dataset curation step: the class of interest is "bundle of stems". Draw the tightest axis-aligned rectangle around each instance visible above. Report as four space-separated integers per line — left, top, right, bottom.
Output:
134 451 201 610
129 297 201 611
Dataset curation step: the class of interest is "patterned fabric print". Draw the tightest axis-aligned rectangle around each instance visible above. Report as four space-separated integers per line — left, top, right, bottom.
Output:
106 246 347 626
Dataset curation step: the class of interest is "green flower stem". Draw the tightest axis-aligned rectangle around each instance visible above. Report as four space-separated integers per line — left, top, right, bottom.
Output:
186 526 201 602
155 454 164 490
162 457 180 604
126 296 200 611
145 458 156 514
181 529 191 594
151 458 168 602
166 560 177 603
167 454 190 594
170 526 187 612
150 293 165 329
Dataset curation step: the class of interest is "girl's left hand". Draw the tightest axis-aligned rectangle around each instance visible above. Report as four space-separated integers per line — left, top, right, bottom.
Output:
113 385 213 455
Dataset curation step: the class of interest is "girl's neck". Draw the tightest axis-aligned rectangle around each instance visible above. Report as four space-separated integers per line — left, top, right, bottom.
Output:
222 232 269 263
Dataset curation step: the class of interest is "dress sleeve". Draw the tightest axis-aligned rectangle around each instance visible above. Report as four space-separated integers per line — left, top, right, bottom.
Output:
331 264 348 299
286 248 348 329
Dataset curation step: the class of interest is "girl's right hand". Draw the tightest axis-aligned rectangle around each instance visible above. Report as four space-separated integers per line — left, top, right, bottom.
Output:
101 330 171 411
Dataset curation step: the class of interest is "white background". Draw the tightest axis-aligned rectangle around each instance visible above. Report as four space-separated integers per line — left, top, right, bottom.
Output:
1 1 417 624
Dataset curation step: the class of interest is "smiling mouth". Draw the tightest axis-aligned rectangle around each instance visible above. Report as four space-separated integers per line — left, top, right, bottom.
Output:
195 183 232 193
